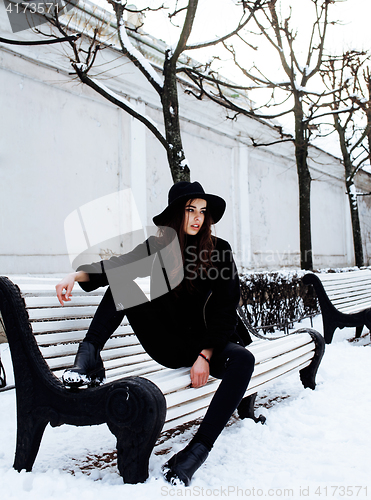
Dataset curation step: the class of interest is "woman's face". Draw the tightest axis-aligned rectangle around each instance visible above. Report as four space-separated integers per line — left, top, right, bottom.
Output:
183 198 207 235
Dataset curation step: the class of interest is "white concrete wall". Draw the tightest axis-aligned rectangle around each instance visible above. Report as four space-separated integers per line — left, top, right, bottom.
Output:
248 147 301 268
1 5 370 274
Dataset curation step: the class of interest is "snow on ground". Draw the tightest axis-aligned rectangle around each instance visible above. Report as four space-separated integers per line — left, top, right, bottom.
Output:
0 316 370 500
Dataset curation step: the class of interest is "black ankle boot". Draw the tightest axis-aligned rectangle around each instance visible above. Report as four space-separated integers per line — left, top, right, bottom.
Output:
162 442 209 486
62 341 105 388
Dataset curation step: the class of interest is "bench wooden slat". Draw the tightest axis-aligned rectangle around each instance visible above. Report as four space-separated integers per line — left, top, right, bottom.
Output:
327 287 371 303
253 343 314 377
326 281 371 291
330 298 371 312
162 406 211 433
46 348 151 371
161 353 313 432
161 358 312 433
41 336 143 361
317 270 371 282
236 355 312 402
101 344 147 362
332 296 371 309
249 333 312 361
159 344 314 409
24 296 103 309
107 362 166 380
32 318 94 333
320 277 371 287
33 324 132 346
166 350 312 406
164 381 219 409
16 284 104 295
103 352 152 369
322 278 371 288
328 287 371 299
337 302 371 314
165 393 216 423
53 358 164 381
16 277 150 297
28 306 98 321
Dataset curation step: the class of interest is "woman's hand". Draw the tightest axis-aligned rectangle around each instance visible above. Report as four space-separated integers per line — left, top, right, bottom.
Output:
55 271 89 306
190 349 213 388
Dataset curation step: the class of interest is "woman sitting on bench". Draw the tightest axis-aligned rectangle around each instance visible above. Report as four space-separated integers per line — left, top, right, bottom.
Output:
55 181 255 486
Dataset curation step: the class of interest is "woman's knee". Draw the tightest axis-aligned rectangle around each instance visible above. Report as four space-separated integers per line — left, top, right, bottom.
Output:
236 347 255 377
217 343 255 378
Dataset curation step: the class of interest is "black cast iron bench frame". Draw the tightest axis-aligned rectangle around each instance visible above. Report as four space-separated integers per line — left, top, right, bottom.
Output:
302 270 371 344
0 275 325 483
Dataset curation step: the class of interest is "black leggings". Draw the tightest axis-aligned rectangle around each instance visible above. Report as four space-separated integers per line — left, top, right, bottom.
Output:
84 288 255 450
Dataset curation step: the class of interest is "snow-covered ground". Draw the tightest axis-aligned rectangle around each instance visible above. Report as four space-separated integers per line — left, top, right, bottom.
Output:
0 316 370 500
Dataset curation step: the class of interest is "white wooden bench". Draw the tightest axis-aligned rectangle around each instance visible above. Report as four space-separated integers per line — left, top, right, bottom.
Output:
303 269 371 344
0 275 324 482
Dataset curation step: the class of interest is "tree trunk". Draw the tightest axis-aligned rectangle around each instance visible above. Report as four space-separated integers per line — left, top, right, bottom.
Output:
294 103 313 270
333 114 364 267
162 50 190 183
345 178 364 267
364 69 371 165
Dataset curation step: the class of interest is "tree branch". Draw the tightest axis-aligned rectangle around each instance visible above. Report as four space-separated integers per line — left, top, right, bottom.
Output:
179 66 257 91
72 63 168 151
222 41 291 89
305 0 331 81
171 0 199 64
184 0 264 50
251 137 294 147
106 0 163 94
186 72 294 120
0 35 80 45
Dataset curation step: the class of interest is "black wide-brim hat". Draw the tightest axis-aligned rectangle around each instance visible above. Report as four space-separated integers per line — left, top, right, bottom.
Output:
153 181 226 226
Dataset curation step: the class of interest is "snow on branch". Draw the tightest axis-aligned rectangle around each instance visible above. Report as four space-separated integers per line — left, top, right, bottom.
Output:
118 24 163 92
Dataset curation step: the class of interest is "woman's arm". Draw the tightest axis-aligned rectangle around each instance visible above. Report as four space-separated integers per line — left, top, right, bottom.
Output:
201 239 241 351
190 348 213 388
55 271 89 306
74 236 163 294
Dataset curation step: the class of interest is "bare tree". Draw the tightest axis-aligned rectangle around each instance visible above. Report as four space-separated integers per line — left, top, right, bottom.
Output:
353 64 371 167
30 0 263 183
180 0 342 270
320 51 371 267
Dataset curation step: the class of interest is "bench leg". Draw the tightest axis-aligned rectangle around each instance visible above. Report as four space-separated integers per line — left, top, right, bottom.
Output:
13 413 49 472
364 310 371 339
355 325 364 338
237 393 266 424
322 319 337 344
298 328 325 390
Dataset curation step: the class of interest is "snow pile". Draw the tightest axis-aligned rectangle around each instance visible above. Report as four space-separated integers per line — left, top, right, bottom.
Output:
0 317 370 499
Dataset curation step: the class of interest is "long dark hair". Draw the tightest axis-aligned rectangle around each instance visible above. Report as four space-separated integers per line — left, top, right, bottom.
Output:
158 198 216 292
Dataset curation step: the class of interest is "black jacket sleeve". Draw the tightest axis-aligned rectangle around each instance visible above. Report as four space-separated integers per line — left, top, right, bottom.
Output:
200 238 241 351
76 236 159 293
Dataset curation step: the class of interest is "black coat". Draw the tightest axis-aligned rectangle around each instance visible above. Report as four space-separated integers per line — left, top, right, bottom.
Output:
77 235 248 356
